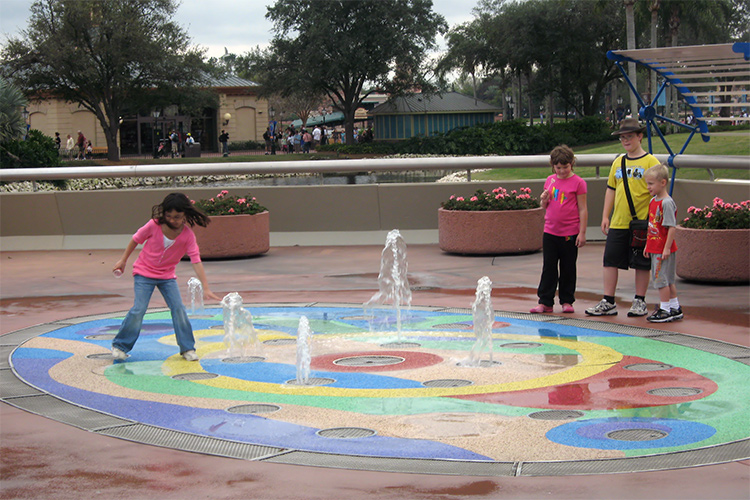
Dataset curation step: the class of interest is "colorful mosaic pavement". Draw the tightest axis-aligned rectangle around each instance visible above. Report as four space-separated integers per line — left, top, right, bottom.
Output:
8 304 750 472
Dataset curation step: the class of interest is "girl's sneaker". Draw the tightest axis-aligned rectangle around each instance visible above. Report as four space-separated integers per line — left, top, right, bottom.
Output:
670 307 684 320
182 350 199 361
530 304 553 313
111 347 127 360
561 304 575 313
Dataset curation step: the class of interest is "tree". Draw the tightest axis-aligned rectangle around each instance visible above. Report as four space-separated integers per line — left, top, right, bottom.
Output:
0 78 27 144
258 0 447 144
1 0 211 161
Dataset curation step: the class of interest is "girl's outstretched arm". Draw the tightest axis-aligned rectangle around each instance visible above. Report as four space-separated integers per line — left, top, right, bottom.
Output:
192 262 221 301
113 239 138 274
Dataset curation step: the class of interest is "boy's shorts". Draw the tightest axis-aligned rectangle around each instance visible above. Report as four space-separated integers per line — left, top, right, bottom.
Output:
651 253 677 289
603 229 651 271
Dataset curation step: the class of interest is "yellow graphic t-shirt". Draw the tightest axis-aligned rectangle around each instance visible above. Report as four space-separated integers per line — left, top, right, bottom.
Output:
606 153 661 230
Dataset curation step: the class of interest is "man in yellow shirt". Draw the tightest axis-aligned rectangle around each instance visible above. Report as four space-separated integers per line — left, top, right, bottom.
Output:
586 118 661 317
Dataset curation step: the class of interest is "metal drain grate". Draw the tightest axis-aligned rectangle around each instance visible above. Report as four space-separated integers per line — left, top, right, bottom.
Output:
528 410 585 420
625 363 674 371
648 387 703 397
209 325 225 330
607 429 668 441
479 359 501 367
222 356 265 364
317 427 376 438
227 404 281 414
435 323 471 329
285 377 336 386
333 355 405 366
84 334 116 340
171 372 219 381
380 341 421 348
501 342 543 349
263 338 296 345
423 379 473 388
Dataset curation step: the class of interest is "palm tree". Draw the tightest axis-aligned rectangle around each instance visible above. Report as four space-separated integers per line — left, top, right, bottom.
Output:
0 78 27 144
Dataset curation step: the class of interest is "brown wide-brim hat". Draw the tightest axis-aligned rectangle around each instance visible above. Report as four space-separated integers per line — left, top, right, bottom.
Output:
611 118 646 136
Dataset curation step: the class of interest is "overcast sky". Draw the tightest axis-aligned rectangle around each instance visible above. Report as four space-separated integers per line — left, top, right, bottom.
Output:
0 0 476 59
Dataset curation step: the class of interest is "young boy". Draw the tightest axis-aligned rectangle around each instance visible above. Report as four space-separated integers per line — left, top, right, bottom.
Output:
643 164 683 323
585 118 660 317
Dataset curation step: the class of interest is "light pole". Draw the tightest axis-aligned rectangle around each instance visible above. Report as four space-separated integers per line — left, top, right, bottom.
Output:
152 110 160 158
21 107 29 140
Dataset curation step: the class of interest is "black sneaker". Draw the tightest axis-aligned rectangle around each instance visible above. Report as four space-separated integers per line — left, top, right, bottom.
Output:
647 308 673 323
670 307 684 320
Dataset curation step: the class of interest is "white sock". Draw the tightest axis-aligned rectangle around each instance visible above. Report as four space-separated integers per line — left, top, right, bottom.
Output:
669 298 680 309
660 301 670 312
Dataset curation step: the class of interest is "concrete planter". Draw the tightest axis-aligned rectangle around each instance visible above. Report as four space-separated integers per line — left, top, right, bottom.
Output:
192 211 270 259
438 207 544 255
674 225 749 283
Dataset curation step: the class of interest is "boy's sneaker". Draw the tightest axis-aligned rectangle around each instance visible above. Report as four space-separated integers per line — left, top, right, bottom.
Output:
111 347 128 360
182 350 199 362
670 307 684 321
627 298 649 317
585 299 617 316
647 308 673 323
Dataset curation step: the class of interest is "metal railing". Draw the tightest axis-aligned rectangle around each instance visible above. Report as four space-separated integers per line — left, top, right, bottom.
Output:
1 154 748 184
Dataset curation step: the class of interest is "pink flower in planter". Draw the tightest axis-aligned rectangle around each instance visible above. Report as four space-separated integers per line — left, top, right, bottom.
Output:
713 197 724 208
228 208 235 213
470 196 478 202
238 198 247 204
456 197 464 202
687 206 697 213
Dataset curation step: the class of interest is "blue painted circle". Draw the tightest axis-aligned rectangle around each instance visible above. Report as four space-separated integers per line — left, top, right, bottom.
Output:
547 417 716 450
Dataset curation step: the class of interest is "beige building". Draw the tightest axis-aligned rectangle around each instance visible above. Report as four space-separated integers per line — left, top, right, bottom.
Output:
25 76 269 155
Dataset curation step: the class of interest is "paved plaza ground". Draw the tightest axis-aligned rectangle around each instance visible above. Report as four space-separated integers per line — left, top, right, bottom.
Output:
1 243 748 500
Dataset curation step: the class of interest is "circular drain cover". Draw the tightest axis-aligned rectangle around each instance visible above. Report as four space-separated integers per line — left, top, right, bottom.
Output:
333 355 405 366
501 342 543 349
86 353 117 359
317 427 376 439
423 379 473 388
222 356 265 363
528 410 585 420
648 387 703 397
172 372 219 381
263 338 296 346
85 334 116 340
285 377 336 386
380 341 421 348
607 429 668 441
227 404 281 414
479 359 501 367
625 363 674 371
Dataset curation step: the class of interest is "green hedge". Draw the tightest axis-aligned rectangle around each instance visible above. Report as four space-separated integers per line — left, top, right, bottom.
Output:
318 116 614 156
0 129 66 187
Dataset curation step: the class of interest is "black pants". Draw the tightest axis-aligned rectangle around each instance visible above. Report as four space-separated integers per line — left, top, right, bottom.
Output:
537 232 578 306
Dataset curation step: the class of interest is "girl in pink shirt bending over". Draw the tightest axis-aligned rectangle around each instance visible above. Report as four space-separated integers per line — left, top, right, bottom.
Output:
530 145 588 314
111 193 220 362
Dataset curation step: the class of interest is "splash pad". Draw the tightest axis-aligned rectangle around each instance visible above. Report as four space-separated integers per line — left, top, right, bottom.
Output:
5 302 749 475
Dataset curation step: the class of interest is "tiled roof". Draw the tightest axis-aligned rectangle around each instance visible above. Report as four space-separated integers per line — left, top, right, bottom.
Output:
369 91 501 115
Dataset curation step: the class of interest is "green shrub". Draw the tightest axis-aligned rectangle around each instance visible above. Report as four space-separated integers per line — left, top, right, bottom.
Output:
1 129 63 169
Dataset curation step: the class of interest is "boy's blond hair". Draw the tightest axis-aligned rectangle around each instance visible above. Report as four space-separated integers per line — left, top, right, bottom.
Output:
645 163 670 182
549 144 576 167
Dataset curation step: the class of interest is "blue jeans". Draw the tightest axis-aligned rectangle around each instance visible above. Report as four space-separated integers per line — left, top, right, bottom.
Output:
113 275 194 354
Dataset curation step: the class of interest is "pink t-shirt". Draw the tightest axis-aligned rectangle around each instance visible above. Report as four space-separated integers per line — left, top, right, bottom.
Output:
543 174 587 237
131 219 201 280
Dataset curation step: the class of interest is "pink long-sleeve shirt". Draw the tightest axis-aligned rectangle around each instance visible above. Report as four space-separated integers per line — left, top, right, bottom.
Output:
131 219 201 279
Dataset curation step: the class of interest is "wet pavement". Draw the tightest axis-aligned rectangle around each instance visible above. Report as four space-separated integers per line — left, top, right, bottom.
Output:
1 243 748 500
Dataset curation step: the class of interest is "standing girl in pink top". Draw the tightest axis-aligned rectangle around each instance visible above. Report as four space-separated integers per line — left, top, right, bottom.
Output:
530 145 588 313
111 193 220 361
